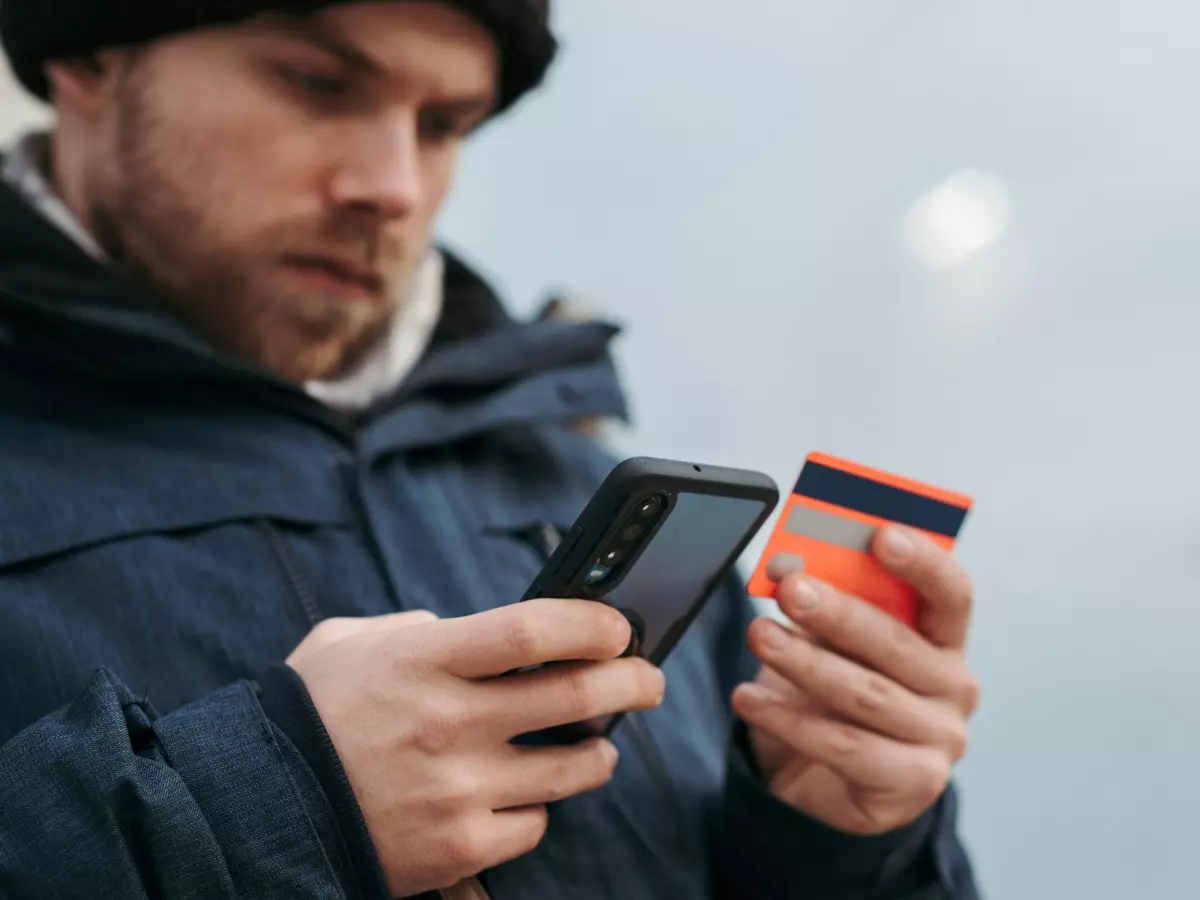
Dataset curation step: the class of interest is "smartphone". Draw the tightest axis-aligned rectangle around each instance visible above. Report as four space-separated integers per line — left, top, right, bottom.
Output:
520 456 779 740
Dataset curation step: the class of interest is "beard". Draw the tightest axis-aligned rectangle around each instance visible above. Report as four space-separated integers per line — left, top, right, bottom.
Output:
88 60 421 383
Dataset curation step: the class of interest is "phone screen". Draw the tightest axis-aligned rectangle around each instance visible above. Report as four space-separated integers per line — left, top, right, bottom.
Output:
595 490 769 663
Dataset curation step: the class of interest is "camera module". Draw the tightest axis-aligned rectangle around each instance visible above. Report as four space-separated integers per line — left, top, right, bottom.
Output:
582 494 668 593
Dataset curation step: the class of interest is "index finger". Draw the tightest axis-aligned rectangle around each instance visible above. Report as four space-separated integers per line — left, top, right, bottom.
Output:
873 526 974 650
436 598 633 679
772 574 964 698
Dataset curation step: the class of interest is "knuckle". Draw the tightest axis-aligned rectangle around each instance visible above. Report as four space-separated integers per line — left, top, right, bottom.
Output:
827 721 866 762
444 766 482 808
410 695 467 756
424 766 479 819
794 649 825 689
558 667 600 720
876 621 915 671
945 719 970 760
542 755 584 804
502 612 545 661
852 674 891 715
916 755 953 803
820 587 855 633
443 817 492 873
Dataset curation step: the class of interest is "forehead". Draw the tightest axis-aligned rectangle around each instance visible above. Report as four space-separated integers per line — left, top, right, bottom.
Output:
239 2 499 96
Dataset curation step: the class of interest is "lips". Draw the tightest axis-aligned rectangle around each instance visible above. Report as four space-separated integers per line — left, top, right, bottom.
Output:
281 254 385 296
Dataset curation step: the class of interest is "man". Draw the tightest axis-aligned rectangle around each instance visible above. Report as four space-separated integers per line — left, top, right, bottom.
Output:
0 2 982 898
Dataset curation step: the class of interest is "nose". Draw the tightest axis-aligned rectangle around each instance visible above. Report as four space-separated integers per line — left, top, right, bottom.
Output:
329 116 422 222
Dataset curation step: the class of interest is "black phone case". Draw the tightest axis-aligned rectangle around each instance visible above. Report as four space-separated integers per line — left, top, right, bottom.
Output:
521 456 779 740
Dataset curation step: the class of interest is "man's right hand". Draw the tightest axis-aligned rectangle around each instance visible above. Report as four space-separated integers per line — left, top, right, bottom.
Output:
286 599 665 898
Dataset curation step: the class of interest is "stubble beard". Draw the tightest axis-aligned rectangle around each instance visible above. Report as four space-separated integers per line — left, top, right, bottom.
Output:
88 64 412 383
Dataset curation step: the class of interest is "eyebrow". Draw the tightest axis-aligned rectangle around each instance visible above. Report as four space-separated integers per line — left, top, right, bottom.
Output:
280 18 384 75
426 95 496 121
264 16 498 113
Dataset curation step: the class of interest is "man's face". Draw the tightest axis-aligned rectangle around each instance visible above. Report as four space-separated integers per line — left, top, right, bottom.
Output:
70 2 498 381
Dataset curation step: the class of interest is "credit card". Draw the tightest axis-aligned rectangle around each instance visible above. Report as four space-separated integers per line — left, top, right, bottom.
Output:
747 452 973 626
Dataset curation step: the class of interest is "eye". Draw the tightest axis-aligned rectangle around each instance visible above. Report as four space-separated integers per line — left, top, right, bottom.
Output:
281 67 346 97
420 112 469 143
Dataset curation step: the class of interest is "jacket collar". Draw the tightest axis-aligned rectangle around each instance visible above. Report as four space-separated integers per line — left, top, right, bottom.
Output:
0 173 629 442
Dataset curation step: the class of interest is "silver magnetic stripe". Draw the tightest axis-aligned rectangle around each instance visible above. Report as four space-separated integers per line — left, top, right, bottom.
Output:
784 503 878 552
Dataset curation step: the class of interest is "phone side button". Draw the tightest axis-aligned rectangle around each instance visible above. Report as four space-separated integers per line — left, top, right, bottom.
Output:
560 524 585 554
547 525 587 574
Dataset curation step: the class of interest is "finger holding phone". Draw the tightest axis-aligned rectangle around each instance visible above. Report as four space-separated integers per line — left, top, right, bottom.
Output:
518 457 780 741
287 456 777 895
287 598 665 897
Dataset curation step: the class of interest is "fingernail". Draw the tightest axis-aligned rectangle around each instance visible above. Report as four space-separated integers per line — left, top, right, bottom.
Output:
737 683 774 708
766 552 805 582
788 579 821 613
881 528 914 561
600 740 620 766
760 621 790 651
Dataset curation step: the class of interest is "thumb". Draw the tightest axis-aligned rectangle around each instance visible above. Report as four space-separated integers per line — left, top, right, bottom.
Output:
872 526 972 649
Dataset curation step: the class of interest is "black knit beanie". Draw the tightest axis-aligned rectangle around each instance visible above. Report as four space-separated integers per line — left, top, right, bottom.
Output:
0 0 556 114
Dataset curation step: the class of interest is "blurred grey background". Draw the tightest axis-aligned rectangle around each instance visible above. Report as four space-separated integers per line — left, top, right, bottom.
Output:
4 1 1197 897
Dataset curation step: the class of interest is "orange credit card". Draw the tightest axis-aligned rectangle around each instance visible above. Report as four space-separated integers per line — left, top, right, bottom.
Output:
747 452 973 627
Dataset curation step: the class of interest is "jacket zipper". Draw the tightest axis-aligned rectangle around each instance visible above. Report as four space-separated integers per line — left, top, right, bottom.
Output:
257 518 496 900
258 521 324 628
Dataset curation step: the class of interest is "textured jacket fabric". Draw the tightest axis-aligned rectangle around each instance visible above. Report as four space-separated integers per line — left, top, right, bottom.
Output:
0 176 979 900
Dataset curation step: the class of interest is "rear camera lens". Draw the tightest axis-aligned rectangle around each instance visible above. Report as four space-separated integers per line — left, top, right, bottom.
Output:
602 548 624 566
638 497 662 518
620 523 643 542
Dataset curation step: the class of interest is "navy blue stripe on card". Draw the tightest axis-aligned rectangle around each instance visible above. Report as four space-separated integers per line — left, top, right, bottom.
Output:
794 463 968 538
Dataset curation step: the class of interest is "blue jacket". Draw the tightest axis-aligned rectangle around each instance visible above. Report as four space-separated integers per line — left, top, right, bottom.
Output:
0 179 979 900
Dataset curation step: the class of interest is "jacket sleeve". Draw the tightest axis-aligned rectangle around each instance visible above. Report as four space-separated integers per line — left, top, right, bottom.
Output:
709 575 981 900
0 666 391 900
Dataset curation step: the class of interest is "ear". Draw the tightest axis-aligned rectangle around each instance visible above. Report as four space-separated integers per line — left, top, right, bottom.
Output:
44 51 125 116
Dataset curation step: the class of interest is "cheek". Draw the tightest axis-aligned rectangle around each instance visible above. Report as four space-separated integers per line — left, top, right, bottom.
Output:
211 126 315 220
168 94 326 231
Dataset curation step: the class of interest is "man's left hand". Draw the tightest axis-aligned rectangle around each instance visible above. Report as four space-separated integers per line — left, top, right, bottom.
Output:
731 525 980 836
